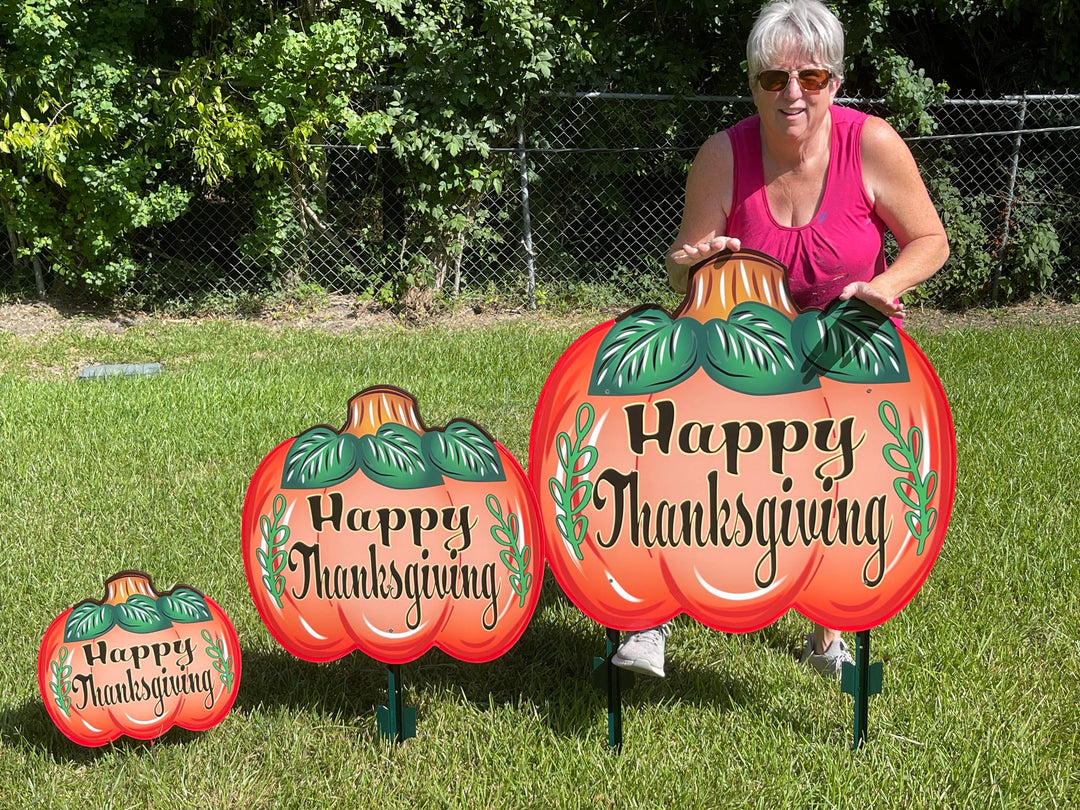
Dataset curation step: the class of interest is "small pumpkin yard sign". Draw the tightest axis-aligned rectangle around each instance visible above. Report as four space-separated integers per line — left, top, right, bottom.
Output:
241 386 544 665
529 250 956 634
38 571 241 746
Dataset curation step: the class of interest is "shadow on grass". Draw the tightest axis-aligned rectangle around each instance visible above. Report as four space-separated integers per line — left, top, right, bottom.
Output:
227 580 619 739
4 582 818 759
0 697 223 763
229 582 813 739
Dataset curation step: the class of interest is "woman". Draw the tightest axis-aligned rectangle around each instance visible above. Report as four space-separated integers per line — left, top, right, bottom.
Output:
612 0 949 680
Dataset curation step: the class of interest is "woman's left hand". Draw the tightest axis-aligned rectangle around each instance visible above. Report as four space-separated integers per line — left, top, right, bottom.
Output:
839 281 904 321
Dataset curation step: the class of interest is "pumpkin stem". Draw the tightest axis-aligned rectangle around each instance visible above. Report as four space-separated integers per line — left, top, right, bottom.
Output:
104 571 157 604
342 386 425 437
675 250 799 322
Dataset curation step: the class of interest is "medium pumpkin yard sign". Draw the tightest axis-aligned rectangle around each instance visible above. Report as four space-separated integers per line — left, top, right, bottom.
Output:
530 249 955 635
242 386 543 664
241 386 544 739
38 571 241 747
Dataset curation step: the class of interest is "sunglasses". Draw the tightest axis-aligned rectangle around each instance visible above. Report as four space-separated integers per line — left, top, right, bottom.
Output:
756 68 832 92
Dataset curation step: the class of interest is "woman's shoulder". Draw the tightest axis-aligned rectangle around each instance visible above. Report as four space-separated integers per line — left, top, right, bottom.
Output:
832 105 903 144
830 104 872 124
698 113 760 159
828 105 908 162
695 127 735 167
854 112 923 203
856 113 910 162
726 113 760 139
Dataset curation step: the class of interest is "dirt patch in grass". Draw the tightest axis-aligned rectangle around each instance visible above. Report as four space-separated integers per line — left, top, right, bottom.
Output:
1 294 1078 337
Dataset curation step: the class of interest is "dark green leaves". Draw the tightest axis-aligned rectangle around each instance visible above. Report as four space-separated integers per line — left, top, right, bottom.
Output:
64 603 116 643
158 588 214 624
282 427 364 489
590 309 700 395
426 422 504 482
63 590 214 642
701 304 814 395
794 298 909 384
358 424 442 489
281 421 505 490
115 595 173 634
589 299 909 396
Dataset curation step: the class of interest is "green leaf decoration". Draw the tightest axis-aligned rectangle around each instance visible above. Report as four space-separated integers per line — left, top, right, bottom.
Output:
49 647 73 717
589 308 701 395
358 423 443 489
64 602 116 642
258 494 290 609
281 426 364 489
115 594 173 634
794 298 909 384
700 302 818 395
487 494 532 607
879 400 938 554
201 628 236 693
548 402 597 561
424 421 505 482
158 588 213 624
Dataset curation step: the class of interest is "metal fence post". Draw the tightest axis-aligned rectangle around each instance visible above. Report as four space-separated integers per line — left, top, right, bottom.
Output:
517 123 537 309
992 94 1028 304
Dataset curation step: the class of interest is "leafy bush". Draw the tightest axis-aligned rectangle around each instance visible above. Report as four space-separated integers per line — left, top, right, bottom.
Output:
3 0 1080 308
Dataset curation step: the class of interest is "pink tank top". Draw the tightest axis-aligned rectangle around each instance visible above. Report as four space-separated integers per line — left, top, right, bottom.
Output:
725 105 887 312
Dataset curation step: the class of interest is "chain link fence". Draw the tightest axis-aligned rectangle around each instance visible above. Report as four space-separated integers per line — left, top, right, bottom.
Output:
123 92 1080 308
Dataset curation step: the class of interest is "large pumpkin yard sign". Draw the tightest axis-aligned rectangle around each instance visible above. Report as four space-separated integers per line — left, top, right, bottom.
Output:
530 250 956 633
242 386 543 664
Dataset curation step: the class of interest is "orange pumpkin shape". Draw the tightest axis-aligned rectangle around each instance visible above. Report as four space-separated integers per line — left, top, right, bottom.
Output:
241 386 544 664
529 250 956 633
38 571 241 747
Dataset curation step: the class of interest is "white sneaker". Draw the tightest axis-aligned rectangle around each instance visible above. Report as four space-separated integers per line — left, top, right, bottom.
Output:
612 624 671 677
799 633 854 680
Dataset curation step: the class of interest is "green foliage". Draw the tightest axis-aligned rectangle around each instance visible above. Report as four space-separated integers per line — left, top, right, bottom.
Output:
868 50 948 135
0 0 585 296
1002 217 1061 301
377 0 589 293
0 0 193 291
909 160 997 308
548 0 744 95
910 160 1067 308
2 0 1078 304
165 3 394 183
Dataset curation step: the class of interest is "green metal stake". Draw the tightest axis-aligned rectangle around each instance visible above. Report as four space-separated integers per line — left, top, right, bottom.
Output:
376 663 416 743
841 629 883 750
604 627 623 753
591 627 633 753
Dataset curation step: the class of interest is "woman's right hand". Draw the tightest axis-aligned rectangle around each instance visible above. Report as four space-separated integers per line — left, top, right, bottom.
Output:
667 235 741 265
665 236 741 292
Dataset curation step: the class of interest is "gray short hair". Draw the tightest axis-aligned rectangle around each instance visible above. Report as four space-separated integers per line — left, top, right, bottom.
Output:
746 0 845 84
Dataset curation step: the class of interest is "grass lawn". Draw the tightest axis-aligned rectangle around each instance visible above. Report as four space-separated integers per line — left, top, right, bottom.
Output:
1 309 1078 809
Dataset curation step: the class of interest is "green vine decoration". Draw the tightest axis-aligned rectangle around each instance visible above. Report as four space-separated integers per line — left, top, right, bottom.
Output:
201 629 236 693
880 400 939 554
548 402 598 561
49 646 73 718
257 494 290 608
486 495 532 607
